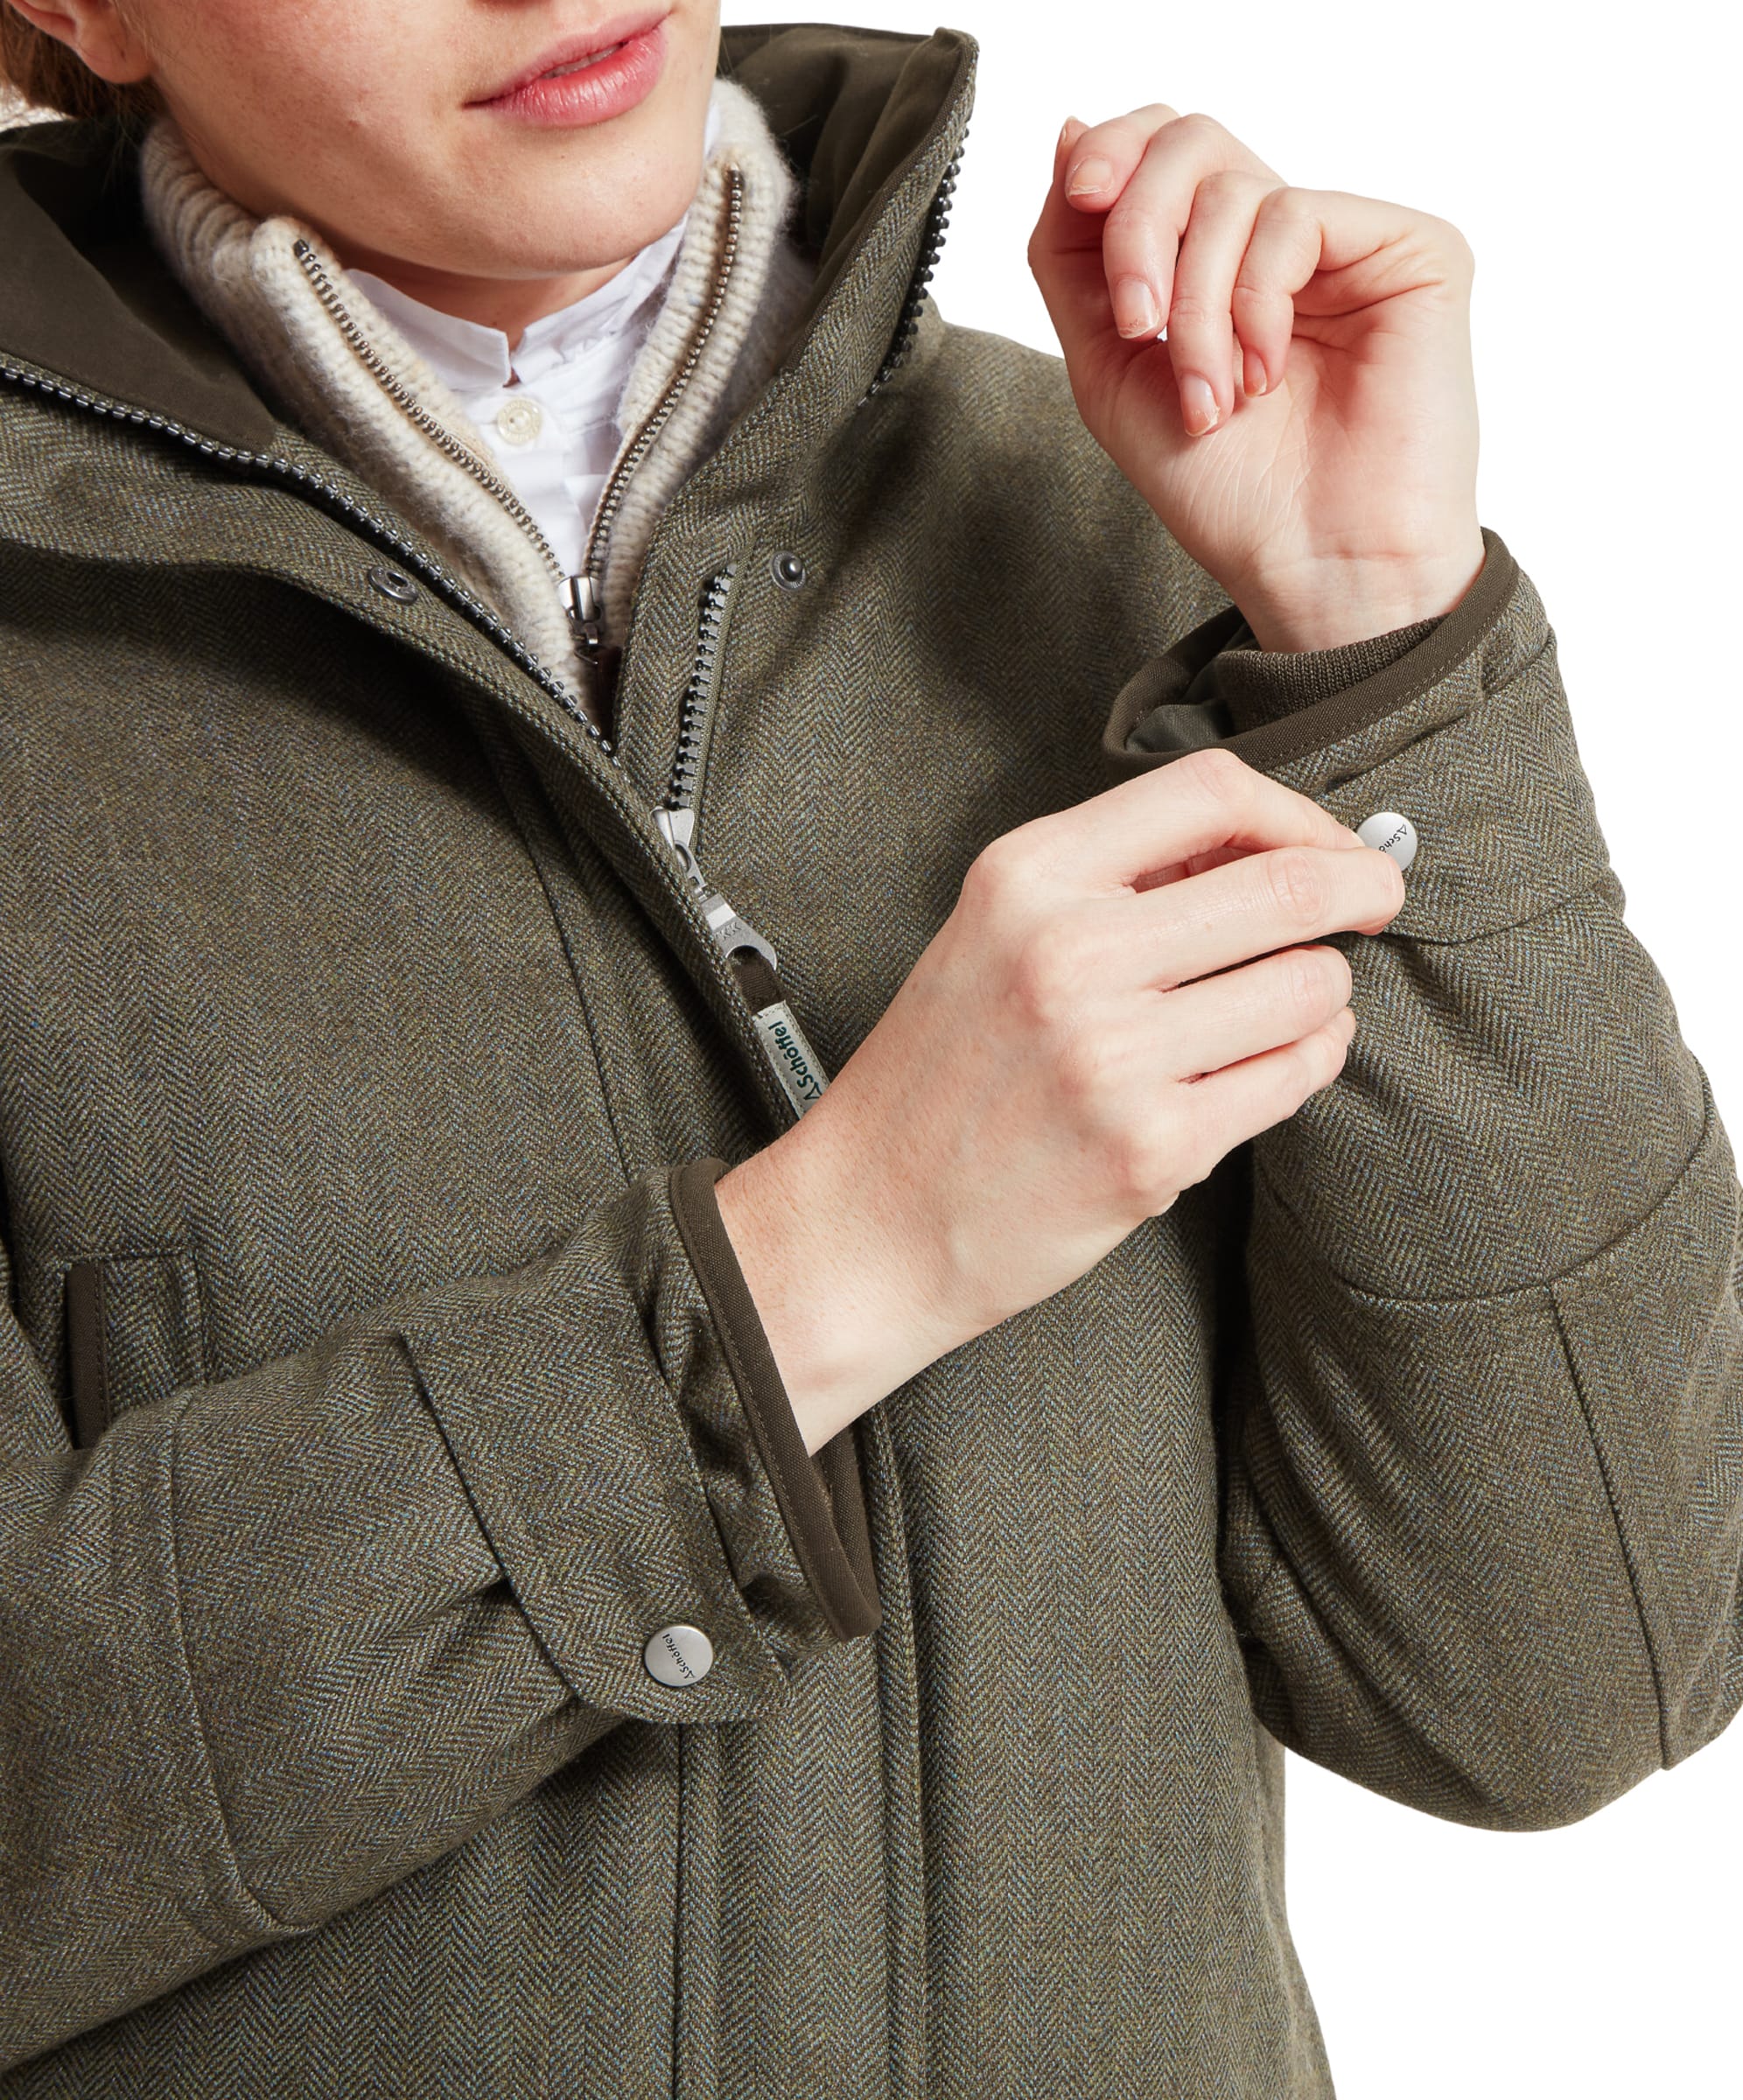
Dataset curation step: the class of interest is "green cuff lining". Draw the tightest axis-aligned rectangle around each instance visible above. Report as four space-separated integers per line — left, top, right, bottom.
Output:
668 1155 883 1643
1102 526 1522 779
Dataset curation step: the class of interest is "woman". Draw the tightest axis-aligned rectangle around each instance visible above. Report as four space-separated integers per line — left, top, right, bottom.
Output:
0 4 1738 2095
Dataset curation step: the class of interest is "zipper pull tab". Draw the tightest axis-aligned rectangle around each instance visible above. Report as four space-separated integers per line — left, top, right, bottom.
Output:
654 805 704 892
563 572 606 659
696 892 830 1116
655 823 830 1116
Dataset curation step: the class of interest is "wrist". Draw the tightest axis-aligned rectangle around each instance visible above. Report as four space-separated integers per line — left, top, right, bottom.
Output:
712 1119 960 1456
1236 528 1487 654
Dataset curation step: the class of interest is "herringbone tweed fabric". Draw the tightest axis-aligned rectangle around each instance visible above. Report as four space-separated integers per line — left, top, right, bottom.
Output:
0 22 1739 2100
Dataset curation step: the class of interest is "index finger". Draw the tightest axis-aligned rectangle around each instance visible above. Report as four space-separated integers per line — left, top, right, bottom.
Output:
1037 747 1370 897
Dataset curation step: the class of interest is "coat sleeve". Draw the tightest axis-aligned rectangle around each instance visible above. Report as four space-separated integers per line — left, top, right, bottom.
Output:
1099 525 1743 1832
0 1154 878 2072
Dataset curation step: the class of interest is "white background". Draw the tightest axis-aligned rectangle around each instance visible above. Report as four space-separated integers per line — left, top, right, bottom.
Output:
5 6 1732 2090
726 4 1743 2095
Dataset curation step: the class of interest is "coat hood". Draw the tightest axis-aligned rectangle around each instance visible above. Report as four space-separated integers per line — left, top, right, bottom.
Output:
0 22 976 457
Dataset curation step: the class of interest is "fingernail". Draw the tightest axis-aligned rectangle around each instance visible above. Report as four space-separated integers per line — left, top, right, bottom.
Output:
1112 276 1160 338
1067 155 1115 196
1059 114 1087 146
1242 346 1267 397
1180 374 1220 432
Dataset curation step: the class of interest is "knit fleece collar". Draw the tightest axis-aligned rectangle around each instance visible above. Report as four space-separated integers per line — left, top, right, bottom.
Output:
136 74 813 720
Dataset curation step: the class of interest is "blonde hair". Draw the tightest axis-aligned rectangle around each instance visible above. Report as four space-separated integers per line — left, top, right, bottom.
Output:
0 3 160 125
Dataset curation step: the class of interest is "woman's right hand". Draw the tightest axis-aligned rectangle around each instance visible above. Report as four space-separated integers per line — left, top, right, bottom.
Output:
714 745 1407 1454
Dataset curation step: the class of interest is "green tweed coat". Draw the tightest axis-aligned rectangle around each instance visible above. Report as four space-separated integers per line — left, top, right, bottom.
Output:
1 22 1739 2100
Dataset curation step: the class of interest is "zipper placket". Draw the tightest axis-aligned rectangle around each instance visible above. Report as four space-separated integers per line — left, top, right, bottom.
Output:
654 563 831 1116
286 164 831 1115
4 124 969 1125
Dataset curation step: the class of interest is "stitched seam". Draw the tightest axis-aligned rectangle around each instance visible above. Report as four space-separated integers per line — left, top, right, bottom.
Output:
1547 1287 1674 1765
162 1392 300 1937
1253 1053 1712 1314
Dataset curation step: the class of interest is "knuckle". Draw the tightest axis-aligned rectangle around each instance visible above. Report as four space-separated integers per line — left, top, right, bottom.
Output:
1173 110 1222 144
1266 847 1328 928
1178 742 1250 799
1102 191 1151 237
1106 1118 1173 1211
1286 944 1348 1019
965 831 1029 900
1053 1021 1115 1110
1009 917 1084 1026
1166 291 1218 327
1296 1020 1347 1097
1198 165 1256 204
1256 184 1315 230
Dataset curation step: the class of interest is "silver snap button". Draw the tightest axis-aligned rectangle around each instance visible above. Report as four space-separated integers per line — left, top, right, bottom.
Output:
771 550 807 591
366 565 418 605
494 397 544 445
643 1622 714 1687
1356 809 1418 873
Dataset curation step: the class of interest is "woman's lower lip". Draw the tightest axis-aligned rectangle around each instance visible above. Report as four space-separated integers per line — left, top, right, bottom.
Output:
475 21 667 127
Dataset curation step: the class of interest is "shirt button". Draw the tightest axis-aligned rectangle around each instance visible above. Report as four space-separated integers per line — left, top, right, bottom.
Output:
643 1623 715 1687
1356 809 1418 873
494 397 544 445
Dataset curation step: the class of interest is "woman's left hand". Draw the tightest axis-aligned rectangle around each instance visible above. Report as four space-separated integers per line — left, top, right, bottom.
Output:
1027 106 1487 652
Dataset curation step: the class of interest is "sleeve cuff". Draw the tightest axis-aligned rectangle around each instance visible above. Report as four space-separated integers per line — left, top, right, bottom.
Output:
1102 526 1521 777
1208 612 1444 727
668 1154 882 1645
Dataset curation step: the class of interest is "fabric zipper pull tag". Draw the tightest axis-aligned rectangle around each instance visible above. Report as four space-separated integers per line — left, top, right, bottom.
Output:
696 892 831 1116
724 944 830 1116
657 828 831 1115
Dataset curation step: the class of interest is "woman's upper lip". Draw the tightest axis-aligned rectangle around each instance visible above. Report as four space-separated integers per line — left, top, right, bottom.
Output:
466 8 670 104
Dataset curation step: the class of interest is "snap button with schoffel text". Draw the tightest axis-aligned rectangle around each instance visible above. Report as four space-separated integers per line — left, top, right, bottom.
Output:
643 1623 715 1687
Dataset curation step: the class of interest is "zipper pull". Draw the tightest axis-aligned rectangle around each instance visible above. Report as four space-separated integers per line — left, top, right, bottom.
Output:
697 887 831 1117
563 572 606 659
654 805 704 890
654 816 830 1116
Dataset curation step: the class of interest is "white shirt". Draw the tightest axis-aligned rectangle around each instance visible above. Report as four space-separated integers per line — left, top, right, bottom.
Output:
351 96 721 580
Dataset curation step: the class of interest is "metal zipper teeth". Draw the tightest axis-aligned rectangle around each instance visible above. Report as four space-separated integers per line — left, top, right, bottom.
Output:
291 238 570 598
573 164 746 653
860 130 967 404
0 356 830 1125
663 565 737 813
0 358 625 771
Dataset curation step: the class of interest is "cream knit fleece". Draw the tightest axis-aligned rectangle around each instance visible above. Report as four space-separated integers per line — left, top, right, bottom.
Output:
137 77 817 724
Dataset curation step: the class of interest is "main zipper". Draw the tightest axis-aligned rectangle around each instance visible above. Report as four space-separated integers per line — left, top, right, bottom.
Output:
4 127 969 1124
653 561 830 1116
290 162 828 1116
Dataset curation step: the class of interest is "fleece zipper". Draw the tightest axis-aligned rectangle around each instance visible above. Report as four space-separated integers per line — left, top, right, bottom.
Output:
0 348 817 1135
2 134 966 1125
285 159 832 1118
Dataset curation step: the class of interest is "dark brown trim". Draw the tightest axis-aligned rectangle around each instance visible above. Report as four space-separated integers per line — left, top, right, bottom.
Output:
63 1258 110 1450
667 1155 883 1642
1102 526 1522 780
